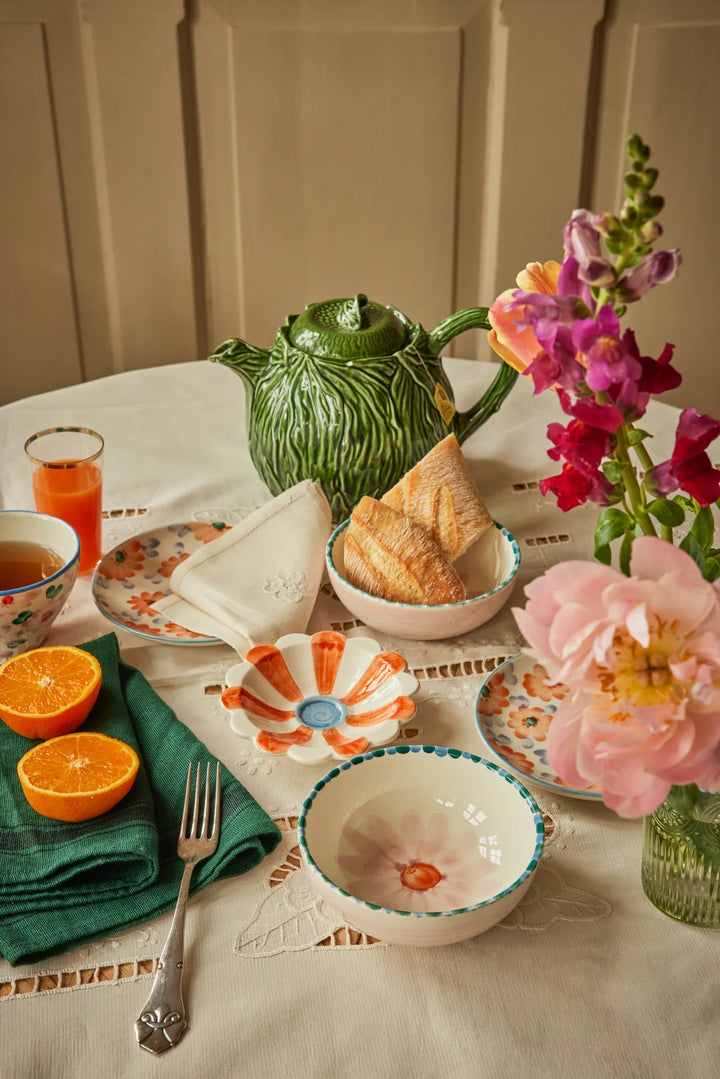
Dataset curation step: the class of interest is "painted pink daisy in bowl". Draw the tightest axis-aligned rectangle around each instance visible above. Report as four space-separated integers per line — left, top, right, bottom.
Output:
220 630 418 765
298 746 544 946
337 807 502 912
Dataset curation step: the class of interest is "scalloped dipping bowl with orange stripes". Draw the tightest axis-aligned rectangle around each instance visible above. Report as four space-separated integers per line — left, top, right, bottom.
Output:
220 630 418 766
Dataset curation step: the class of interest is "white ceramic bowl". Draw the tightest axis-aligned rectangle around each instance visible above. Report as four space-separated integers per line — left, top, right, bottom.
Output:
0 510 80 661
221 630 419 765
298 745 544 946
325 519 520 640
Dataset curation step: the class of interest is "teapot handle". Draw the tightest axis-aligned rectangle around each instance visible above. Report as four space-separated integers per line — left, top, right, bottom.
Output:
428 307 519 445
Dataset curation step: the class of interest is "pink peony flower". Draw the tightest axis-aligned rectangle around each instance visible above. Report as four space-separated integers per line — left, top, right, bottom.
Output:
513 537 720 817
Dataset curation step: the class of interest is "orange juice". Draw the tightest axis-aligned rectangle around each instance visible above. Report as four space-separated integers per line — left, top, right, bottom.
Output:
32 460 102 575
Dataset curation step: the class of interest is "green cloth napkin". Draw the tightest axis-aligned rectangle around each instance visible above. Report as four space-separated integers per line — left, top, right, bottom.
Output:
0 633 281 967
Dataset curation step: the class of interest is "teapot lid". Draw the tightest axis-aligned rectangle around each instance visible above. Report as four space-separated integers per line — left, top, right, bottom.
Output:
288 294 408 359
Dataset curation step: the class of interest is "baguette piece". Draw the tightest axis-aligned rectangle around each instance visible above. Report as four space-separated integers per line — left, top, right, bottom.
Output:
381 434 492 561
343 496 465 605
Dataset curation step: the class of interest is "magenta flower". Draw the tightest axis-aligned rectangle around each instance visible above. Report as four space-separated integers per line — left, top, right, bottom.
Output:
507 290 581 330
513 537 720 817
563 210 616 287
538 462 613 511
556 388 624 433
607 333 681 419
572 305 643 391
525 326 586 395
547 419 613 474
652 409 720 505
620 249 681 301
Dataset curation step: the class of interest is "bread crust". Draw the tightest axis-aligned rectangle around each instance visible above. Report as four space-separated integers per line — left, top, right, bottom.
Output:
381 434 492 561
343 496 465 605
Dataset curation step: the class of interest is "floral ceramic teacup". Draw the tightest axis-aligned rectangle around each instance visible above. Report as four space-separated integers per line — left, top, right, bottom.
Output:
0 511 80 661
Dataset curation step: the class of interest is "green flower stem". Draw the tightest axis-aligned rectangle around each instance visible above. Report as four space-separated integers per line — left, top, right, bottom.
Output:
632 439 655 473
614 426 656 536
624 427 673 541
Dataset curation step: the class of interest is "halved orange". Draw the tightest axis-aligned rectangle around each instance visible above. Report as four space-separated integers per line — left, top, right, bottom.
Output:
0 645 102 739
17 731 139 822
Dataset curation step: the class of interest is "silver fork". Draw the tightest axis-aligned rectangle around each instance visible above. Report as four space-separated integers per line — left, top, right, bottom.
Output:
135 762 221 1055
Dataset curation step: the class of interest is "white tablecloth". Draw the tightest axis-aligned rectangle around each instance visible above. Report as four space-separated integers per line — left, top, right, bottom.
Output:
0 359 717 1079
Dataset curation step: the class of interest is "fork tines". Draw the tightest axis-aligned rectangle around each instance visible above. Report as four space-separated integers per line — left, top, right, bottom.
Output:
181 761 221 841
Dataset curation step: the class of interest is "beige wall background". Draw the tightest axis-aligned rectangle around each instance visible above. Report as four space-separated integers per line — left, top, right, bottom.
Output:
1 0 718 413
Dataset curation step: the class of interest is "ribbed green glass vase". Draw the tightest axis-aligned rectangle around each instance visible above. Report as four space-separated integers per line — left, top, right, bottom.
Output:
641 784 720 926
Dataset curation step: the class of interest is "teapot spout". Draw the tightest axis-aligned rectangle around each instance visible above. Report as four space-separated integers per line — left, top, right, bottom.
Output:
208 338 270 397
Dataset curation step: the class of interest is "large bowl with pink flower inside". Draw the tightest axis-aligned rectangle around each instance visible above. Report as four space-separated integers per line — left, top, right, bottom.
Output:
298 745 544 946
220 630 419 765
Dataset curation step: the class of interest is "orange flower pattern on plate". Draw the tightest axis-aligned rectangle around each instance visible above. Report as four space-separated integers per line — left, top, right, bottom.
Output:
523 664 569 702
92 522 228 645
507 706 552 742
99 540 146 582
127 591 165 617
477 670 510 714
475 656 602 800
158 552 190 577
185 522 231 543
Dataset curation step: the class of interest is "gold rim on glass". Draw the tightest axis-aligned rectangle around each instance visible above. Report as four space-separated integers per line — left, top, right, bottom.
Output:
24 427 104 468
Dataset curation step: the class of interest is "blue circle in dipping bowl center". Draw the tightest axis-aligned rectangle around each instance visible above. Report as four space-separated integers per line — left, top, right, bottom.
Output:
295 695 347 730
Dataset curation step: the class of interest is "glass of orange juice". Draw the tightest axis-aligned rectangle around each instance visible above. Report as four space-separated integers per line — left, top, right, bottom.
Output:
24 427 104 575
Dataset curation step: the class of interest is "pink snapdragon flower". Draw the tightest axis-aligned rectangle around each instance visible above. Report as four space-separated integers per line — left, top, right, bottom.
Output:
571 305 643 391
620 249 681 301
513 537 720 817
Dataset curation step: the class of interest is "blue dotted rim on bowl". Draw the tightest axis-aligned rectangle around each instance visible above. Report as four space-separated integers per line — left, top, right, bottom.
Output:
474 654 603 801
0 509 80 596
297 744 544 920
326 519 520 609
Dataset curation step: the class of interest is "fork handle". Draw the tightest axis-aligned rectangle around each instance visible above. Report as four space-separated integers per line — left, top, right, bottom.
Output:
135 861 196 1054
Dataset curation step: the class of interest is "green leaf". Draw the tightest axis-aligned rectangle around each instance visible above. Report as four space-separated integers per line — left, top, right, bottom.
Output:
691 506 715 552
627 428 650 445
594 543 612 566
646 499 685 527
595 507 634 549
704 555 720 583
602 460 624 485
679 531 707 575
674 494 700 515
619 531 634 576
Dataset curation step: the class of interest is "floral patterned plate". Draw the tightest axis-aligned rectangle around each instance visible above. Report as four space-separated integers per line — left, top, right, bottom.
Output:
221 630 419 764
475 654 602 801
91 521 231 644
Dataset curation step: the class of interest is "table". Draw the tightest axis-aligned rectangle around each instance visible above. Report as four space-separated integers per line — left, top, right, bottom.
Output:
1 359 717 1079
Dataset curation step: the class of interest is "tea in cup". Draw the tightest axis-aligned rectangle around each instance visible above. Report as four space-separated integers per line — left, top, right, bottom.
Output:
0 511 80 661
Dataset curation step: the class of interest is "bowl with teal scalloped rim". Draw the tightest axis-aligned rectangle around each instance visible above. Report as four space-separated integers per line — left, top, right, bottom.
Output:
298 744 544 945
326 520 520 640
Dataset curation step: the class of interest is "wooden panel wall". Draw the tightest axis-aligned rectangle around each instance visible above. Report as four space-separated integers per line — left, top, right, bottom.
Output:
1 0 718 416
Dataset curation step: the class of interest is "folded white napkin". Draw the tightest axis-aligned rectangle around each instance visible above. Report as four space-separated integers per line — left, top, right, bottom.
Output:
153 481 332 653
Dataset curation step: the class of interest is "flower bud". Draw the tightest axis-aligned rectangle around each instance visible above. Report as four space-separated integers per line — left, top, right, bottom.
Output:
627 134 650 162
621 249 681 300
639 219 663 243
639 167 659 189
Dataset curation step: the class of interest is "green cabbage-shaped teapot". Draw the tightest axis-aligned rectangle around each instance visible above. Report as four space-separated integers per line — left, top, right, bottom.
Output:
209 294 518 521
